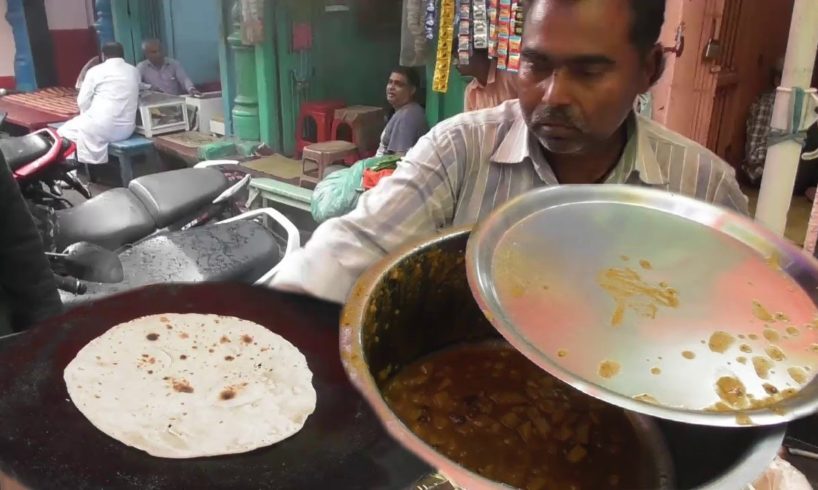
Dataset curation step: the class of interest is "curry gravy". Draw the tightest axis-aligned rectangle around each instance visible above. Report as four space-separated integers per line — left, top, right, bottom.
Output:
384 343 646 490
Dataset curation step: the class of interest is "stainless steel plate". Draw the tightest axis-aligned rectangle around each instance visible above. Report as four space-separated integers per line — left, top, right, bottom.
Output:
466 185 818 427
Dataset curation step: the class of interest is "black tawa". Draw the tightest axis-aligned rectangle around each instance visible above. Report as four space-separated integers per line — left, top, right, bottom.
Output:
0 283 430 490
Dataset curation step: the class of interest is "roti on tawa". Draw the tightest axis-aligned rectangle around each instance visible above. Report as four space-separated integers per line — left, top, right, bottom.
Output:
64 313 317 459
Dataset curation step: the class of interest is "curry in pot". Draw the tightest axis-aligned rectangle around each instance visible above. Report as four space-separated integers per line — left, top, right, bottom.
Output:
384 343 645 490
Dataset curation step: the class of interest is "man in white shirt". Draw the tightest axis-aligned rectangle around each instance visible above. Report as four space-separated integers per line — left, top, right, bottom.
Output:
271 0 747 303
58 43 140 165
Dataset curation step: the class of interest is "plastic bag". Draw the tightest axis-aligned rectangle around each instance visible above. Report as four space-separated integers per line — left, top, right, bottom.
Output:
749 456 812 490
310 155 400 223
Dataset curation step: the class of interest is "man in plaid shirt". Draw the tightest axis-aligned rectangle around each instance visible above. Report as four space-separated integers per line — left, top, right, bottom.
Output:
743 59 784 184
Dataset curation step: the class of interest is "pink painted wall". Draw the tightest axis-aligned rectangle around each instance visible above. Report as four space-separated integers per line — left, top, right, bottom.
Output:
650 0 723 145
0 0 17 88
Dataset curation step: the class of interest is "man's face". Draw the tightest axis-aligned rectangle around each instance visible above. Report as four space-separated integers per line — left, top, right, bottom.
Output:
145 43 165 66
518 0 658 154
386 72 415 108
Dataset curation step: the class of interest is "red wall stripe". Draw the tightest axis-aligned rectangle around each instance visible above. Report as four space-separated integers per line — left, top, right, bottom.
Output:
0 77 15 90
50 28 97 88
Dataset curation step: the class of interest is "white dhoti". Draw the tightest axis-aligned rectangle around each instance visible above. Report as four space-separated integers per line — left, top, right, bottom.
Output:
57 114 134 165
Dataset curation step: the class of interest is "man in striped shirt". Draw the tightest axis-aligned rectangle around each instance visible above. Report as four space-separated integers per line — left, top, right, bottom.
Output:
271 0 748 303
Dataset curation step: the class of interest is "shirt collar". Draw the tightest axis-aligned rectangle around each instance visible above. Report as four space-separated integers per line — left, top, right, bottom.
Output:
491 109 668 186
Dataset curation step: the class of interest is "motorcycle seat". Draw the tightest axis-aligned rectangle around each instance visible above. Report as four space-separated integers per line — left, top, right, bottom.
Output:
128 167 229 228
59 220 283 307
55 188 155 251
116 220 282 284
0 133 51 171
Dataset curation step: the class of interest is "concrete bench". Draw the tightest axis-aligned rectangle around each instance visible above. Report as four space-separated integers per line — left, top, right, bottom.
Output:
248 178 313 212
109 135 157 186
48 122 157 186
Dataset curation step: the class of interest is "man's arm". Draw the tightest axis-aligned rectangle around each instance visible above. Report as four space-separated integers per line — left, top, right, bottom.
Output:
0 158 62 330
711 164 751 216
270 125 463 303
76 68 95 113
173 61 197 94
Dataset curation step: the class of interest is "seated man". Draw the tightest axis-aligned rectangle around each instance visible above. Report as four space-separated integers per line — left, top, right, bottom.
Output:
0 154 61 333
58 42 140 165
138 39 200 96
376 67 428 157
271 0 748 304
743 58 784 185
456 48 518 112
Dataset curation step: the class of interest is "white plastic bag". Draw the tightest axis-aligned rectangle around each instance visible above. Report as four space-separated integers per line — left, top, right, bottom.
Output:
749 456 812 490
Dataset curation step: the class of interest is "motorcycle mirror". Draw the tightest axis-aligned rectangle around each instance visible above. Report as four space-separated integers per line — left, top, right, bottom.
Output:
62 242 124 284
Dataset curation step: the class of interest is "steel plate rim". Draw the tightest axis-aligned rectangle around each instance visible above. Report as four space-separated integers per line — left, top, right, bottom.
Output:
466 184 818 428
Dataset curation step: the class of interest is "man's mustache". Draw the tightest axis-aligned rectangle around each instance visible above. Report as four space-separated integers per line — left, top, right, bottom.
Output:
530 105 586 131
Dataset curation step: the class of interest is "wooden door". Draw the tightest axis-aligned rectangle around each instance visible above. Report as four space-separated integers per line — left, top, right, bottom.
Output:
706 0 744 162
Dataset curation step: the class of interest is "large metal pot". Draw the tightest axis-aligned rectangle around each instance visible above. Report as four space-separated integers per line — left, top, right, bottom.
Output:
341 227 786 489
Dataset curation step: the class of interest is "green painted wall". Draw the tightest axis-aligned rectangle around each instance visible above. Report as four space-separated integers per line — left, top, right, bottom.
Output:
216 0 468 153
110 0 164 64
270 0 403 156
425 64 469 128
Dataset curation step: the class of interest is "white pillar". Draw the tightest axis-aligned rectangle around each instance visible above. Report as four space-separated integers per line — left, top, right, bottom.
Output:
755 0 818 235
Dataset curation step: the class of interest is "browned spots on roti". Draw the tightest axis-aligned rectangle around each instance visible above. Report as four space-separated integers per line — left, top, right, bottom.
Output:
220 389 235 400
682 351 696 360
639 259 653 270
165 324 173 330
179 355 187 360
171 379 194 394
208 349 214 353
146 333 159 341
763 383 779 395
160 316 169 323
242 335 253 344
179 332 189 339
225 356 235 361
220 336 231 344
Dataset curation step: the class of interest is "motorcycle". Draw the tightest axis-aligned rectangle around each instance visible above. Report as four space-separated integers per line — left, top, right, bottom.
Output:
0 125 250 250
0 130 299 305
51 207 299 308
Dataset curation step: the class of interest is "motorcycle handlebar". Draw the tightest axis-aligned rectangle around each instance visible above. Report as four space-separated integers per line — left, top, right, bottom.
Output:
53 274 87 295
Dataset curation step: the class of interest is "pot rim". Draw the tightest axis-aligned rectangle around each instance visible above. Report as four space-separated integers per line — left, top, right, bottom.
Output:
340 227 675 489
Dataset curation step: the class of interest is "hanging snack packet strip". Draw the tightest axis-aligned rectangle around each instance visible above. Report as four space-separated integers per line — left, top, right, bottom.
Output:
425 0 436 40
507 35 522 72
433 0 456 93
488 0 499 57
473 0 489 49
496 0 512 70
457 0 471 65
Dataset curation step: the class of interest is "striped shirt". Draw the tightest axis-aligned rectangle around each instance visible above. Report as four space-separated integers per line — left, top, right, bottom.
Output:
271 100 748 303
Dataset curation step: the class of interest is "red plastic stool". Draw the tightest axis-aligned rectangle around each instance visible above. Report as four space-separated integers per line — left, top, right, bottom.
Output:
295 100 346 158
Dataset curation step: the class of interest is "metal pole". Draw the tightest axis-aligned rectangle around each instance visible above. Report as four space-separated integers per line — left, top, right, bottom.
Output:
755 0 818 235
